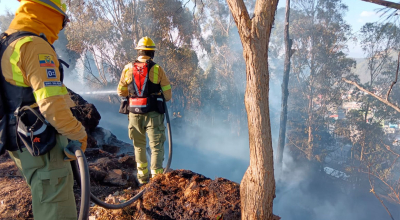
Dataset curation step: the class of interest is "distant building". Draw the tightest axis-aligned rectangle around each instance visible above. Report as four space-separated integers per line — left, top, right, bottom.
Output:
329 108 346 120
342 102 362 113
324 167 350 181
329 114 339 120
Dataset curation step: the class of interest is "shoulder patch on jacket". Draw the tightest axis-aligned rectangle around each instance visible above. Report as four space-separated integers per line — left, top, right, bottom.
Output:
38 54 56 67
44 81 62 87
46 69 57 78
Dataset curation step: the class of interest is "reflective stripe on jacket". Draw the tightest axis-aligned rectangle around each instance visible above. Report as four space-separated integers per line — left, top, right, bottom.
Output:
0 29 86 141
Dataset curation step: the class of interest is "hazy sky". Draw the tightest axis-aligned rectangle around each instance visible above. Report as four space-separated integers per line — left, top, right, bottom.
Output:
0 0 387 58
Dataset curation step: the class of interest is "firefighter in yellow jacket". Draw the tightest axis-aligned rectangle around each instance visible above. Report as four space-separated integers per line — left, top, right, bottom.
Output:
117 37 172 184
0 1 87 219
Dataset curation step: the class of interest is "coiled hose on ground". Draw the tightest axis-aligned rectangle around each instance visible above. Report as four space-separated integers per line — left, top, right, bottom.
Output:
71 101 173 219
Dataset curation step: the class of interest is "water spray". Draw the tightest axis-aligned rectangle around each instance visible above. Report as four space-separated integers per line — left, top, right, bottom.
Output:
76 90 119 95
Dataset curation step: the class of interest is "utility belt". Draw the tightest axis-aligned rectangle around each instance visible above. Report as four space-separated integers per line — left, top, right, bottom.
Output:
13 105 57 156
119 94 165 115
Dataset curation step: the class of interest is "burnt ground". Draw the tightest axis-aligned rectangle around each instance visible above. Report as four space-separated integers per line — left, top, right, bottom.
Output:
0 149 249 220
0 153 32 220
93 170 242 220
0 91 281 219
0 149 139 220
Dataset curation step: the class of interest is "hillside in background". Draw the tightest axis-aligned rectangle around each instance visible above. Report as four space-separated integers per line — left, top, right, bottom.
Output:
353 50 399 84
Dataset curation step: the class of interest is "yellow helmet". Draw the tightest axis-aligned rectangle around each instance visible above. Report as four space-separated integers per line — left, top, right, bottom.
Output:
135 37 157 51
19 0 70 28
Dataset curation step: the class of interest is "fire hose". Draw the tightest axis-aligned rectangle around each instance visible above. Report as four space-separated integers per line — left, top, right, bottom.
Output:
70 101 173 220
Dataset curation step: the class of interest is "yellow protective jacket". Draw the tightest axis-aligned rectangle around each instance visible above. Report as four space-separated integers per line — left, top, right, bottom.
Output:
0 1 87 143
117 56 172 101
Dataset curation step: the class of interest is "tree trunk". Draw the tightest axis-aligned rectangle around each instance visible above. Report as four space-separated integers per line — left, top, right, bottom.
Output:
307 88 314 160
364 69 374 122
306 5 316 161
226 0 278 219
361 136 365 161
276 0 292 173
364 101 370 122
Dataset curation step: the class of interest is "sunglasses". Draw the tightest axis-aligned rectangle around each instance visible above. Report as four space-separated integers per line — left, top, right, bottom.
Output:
62 15 69 29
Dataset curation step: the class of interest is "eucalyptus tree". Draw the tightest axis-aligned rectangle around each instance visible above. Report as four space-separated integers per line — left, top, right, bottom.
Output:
276 0 293 172
226 0 279 219
195 0 248 132
359 22 400 122
287 0 356 161
65 0 204 112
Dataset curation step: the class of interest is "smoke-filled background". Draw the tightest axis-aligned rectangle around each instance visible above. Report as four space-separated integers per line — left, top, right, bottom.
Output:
2 0 400 219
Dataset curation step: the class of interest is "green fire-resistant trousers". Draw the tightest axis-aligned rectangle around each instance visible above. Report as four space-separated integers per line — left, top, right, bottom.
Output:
128 111 166 182
8 135 77 220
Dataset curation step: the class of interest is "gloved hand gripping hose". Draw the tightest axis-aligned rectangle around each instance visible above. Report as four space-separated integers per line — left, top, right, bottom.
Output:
71 100 173 214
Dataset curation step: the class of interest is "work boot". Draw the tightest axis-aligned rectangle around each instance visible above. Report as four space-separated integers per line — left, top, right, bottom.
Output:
137 176 149 186
137 167 149 185
138 178 148 186
151 168 163 178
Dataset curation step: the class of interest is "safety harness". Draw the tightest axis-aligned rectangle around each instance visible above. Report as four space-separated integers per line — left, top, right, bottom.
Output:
126 60 165 114
0 31 68 156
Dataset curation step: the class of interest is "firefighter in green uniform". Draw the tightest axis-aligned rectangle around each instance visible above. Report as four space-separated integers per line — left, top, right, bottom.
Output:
117 37 172 184
0 0 87 219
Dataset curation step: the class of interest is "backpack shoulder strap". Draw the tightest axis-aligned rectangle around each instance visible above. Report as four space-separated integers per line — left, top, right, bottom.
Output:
146 59 156 70
146 60 160 85
0 31 69 83
0 31 39 62
0 32 39 114
0 31 39 87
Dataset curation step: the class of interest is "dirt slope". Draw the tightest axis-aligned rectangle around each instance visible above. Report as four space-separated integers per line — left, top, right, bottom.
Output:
0 90 281 220
0 154 32 220
0 152 245 220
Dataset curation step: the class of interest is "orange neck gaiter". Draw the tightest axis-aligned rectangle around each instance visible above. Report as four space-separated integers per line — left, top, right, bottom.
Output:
8 1 64 44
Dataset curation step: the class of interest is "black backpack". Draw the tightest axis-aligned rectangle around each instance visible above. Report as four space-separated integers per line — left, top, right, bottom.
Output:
0 31 43 155
0 31 69 156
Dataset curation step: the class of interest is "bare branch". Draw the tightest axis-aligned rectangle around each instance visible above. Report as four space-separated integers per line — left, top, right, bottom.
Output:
83 53 104 85
361 0 400 10
362 168 400 203
368 166 395 220
383 144 400 168
342 77 400 113
176 0 204 15
176 0 190 13
387 51 400 101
